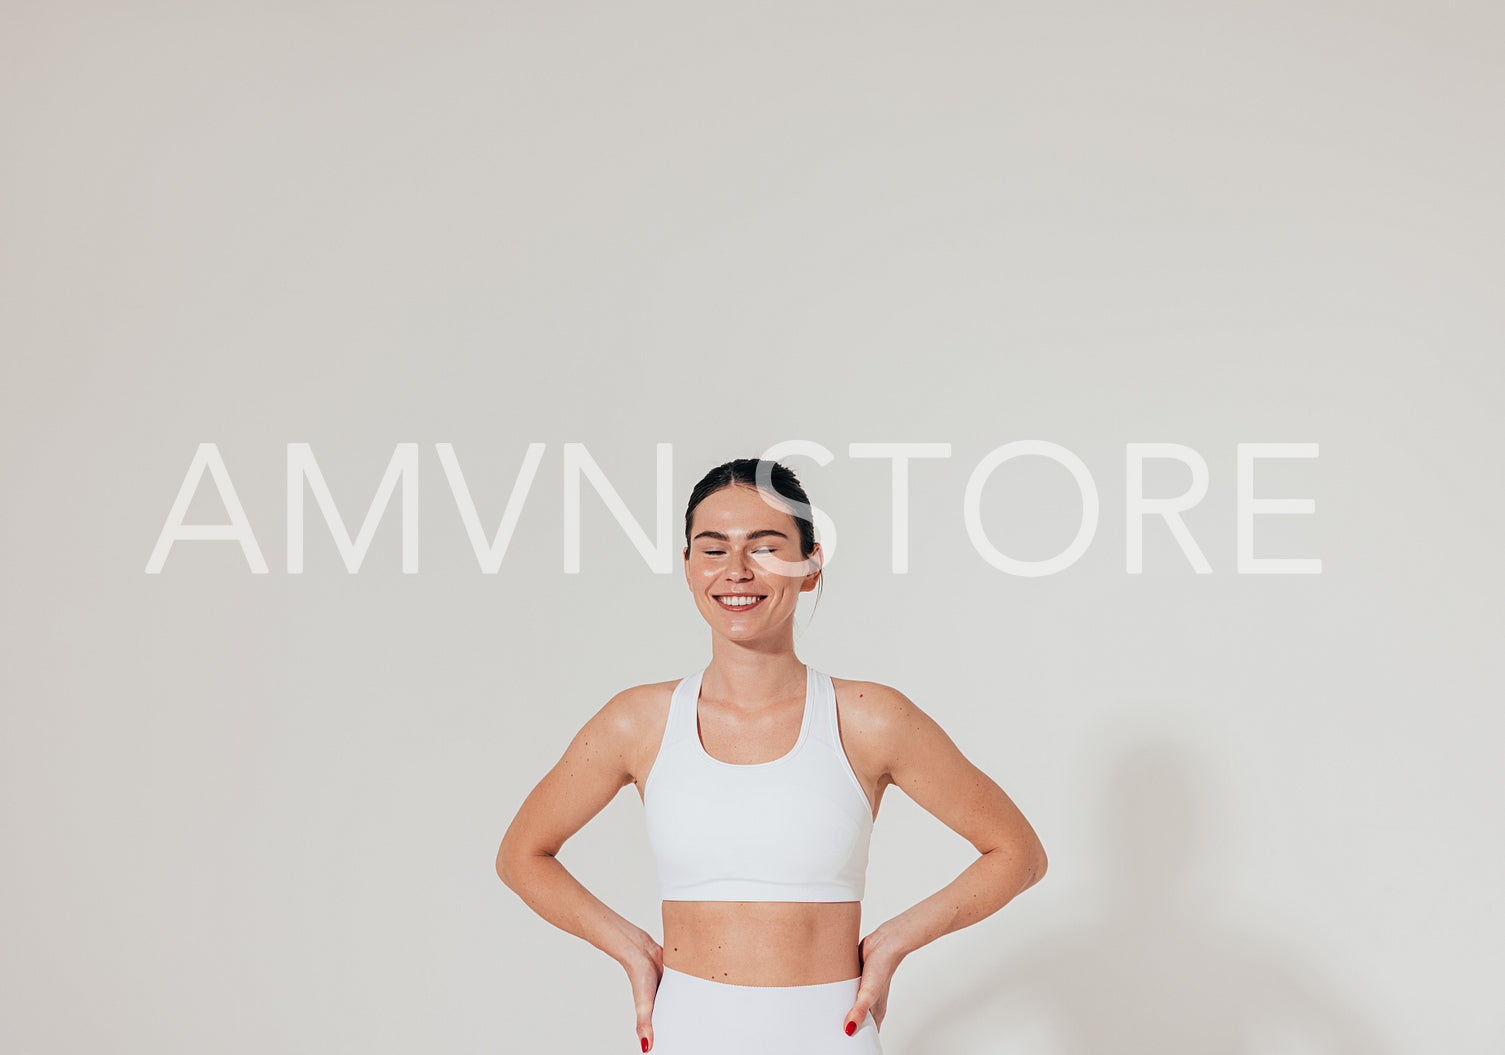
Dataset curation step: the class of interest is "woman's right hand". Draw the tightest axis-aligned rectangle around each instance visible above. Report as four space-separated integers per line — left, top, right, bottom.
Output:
621 933 665 1051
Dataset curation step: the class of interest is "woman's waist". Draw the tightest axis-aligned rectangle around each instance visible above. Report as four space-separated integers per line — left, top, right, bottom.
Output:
660 900 862 986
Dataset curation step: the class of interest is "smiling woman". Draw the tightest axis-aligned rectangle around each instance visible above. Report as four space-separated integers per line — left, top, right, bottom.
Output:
684 472 822 631
496 457 1048 1053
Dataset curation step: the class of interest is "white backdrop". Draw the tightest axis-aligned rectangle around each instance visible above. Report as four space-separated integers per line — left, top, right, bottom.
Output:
3 4 1502 1053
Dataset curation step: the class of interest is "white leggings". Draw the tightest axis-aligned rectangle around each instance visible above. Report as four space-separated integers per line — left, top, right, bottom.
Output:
649 965 884 1054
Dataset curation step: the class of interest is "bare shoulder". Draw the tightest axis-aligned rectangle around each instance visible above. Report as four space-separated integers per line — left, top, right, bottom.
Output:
829 676 934 782
830 676 914 723
596 678 669 719
595 677 680 785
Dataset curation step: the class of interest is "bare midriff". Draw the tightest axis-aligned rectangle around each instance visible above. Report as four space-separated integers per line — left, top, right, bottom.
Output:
661 900 863 986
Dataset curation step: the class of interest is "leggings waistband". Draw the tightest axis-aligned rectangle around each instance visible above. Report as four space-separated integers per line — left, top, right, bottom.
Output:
651 966 881 1052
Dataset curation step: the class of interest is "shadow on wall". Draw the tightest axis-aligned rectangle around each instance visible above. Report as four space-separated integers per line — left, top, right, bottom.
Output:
900 732 1398 1055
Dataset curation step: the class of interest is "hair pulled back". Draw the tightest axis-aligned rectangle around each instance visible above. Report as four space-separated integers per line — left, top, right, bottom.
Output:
683 458 823 613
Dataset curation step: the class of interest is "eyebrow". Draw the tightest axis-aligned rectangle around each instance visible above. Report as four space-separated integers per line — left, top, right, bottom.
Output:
691 529 790 542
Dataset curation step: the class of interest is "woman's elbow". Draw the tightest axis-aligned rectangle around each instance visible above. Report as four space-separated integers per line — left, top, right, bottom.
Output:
1026 838 1048 888
1004 831 1047 891
496 834 554 890
496 836 532 890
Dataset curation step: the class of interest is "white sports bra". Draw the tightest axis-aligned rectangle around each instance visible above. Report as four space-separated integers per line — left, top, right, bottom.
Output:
642 662 875 903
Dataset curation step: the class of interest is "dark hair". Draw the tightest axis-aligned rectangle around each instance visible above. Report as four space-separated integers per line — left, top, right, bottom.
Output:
683 458 823 614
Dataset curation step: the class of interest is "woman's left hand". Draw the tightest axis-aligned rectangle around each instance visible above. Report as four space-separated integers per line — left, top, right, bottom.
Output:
842 923 910 1035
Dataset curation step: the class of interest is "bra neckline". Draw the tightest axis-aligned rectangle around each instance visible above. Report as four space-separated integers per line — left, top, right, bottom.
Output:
690 663 814 769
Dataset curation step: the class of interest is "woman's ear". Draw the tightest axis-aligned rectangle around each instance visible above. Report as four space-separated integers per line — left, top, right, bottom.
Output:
804 543 824 586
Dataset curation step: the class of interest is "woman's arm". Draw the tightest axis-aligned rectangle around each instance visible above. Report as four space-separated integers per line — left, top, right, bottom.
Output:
871 683 1047 955
842 682 1046 1033
495 687 661 969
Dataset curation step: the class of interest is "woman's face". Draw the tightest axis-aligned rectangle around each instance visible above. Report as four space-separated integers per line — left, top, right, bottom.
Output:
683 485 821 640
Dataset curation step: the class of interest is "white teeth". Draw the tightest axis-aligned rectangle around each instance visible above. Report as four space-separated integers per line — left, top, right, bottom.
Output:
718 595 764 607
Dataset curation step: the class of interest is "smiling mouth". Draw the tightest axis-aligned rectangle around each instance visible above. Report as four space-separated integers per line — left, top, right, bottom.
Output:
714 594 767 611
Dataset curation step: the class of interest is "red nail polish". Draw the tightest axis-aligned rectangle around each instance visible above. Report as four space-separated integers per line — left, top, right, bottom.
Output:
845 1021 856 1036
641 1037 649 1052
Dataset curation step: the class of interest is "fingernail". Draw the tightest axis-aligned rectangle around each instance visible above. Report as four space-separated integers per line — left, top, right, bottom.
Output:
641 1037 649 1052
845 1021 856 1036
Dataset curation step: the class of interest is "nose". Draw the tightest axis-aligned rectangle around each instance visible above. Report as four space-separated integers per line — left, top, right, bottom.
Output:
725 550 753 578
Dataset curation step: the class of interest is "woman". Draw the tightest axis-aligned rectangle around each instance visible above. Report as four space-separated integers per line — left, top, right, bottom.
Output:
497 458 1047 1053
